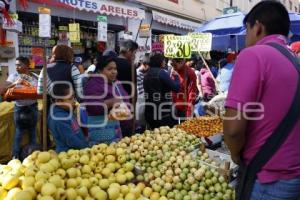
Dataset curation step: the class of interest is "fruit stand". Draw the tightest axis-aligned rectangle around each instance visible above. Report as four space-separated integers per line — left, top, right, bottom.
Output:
0 126 235 200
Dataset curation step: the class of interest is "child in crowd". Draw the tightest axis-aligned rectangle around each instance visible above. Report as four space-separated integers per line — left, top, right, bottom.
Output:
48 83 89 153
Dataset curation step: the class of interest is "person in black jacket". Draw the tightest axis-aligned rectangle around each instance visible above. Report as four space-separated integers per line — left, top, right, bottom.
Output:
143 53 180 129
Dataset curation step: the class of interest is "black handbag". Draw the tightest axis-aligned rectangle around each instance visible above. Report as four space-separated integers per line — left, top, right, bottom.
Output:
236 43 300 200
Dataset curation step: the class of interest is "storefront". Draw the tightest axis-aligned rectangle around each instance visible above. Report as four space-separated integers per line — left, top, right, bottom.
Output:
14 0 146 69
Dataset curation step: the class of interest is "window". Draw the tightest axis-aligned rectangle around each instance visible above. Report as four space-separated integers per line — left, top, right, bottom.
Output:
295 6 298 13
289 1 292 10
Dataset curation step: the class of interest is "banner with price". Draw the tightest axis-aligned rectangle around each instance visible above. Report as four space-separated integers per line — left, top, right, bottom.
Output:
188 33 212 52
69 23 80 43
164 35 192 58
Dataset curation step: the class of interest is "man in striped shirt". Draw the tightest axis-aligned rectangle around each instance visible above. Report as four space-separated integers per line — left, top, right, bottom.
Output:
136 54 150 128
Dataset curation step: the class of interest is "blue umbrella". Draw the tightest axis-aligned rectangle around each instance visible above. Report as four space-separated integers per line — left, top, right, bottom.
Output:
196 12 246 35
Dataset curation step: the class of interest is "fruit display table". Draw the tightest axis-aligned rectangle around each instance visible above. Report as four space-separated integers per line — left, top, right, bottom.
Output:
0 126 235 200
0 102 43 164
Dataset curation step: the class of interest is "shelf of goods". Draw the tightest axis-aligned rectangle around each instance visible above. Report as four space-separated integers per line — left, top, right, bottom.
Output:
0 127 235 200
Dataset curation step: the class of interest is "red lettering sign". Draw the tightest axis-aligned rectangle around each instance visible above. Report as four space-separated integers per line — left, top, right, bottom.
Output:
168 0 178 3
133 10 138 17
100 4 107 12
115 7 121 14
108 5 115 13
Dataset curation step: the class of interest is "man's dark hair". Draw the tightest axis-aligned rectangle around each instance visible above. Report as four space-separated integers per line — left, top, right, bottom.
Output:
52 83 72 100
16 56 30 67
149 53 165 68
243 0 290 37
119 40 139 54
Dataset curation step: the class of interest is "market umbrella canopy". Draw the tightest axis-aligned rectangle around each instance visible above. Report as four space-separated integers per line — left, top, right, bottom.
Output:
196 12 246 35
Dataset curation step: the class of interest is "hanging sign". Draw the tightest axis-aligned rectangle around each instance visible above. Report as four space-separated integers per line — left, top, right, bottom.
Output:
38 7 51 38
97 15 108 42
69 23 80 43
188 33 213 52
164 35 192 58
139 24 151 38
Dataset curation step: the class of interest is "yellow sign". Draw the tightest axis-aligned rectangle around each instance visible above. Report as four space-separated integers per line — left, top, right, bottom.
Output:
188 33 213 52
69 32 80 43
69 23 80 32
164 35 192 58
69 23 80 43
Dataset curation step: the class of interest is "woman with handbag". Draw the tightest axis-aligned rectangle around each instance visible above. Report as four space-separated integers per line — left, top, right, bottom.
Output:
1 57 38 159
83 56 131 144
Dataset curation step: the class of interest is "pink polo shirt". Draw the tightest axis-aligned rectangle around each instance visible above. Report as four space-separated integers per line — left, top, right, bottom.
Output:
225 34 300 183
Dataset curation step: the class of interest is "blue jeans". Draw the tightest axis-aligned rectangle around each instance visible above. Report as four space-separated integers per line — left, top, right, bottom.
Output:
250 177 300 200
13 104 38 157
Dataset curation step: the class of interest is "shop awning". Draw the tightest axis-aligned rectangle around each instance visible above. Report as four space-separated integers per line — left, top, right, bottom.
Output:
152 11 201 31
30 0 146 20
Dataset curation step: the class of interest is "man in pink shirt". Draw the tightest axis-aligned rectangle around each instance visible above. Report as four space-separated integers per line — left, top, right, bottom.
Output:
224 1 300 200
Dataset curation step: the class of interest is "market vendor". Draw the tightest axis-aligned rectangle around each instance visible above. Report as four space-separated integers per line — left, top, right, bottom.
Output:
224 1 300 200
48 83 89 153
0 57 38 159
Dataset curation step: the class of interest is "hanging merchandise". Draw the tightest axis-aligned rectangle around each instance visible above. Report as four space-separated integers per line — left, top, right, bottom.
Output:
0 0 13 26
69 23 80 43
38 7 51 38
97 15 107 42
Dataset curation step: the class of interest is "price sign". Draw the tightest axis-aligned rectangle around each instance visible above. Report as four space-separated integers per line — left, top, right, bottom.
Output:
38 7 51 38
188 33 212 52
164 35 192 58
97 16 108 42
69 23 80 43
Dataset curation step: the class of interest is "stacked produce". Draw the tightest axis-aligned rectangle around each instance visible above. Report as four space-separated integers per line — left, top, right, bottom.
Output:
0 126 235 200
177 116 223 138
0 144 145 200
116 126 235 200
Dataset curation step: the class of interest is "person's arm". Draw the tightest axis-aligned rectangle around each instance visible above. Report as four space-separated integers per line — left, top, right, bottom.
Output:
159 69 180 92
71 65 83 101
224 109 247 164
186 69 199 117
37 68 44 95
223 49 262 164
56 120 89 150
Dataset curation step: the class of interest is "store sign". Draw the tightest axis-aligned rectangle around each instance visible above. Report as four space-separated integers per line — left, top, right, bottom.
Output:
97 15 107 42
188 33 212 52
223 7 238 14
153 11 200 31
69 23 80 43
2 19 22 33
164 35 192 58
139 24 151 38
38 7 51 38
58 0 145 20
152 42 164 52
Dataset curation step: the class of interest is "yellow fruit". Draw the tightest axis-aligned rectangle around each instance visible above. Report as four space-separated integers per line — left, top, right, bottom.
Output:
116 174 127 184
159 197 168 200
81 165 92 174
49 175 63 188
101 168 112 178
2 175 20 190
5 187 21 200
77 186 88 198
15 191 32 200
56 168 66 178
21 176 35 189
105 155 116 163
67 168 78 178
93 189 107 200
89 186 101 197
34 179 45 192
67 178 78 188
41 183 57 196
23 187 36 199
0 187 7 200
66 188 77 200
54 188 65 200
40 163 55 173
35 171 50 180
120 185 129 195
124 193 135 200
37 152 51 163
108 187 120 200
143 187 153 198
79 155 89 165
99 179 110 190
80 179 92 189
150 192 160 200
125 172 134 181
124 163 134 172
39 196 55 200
